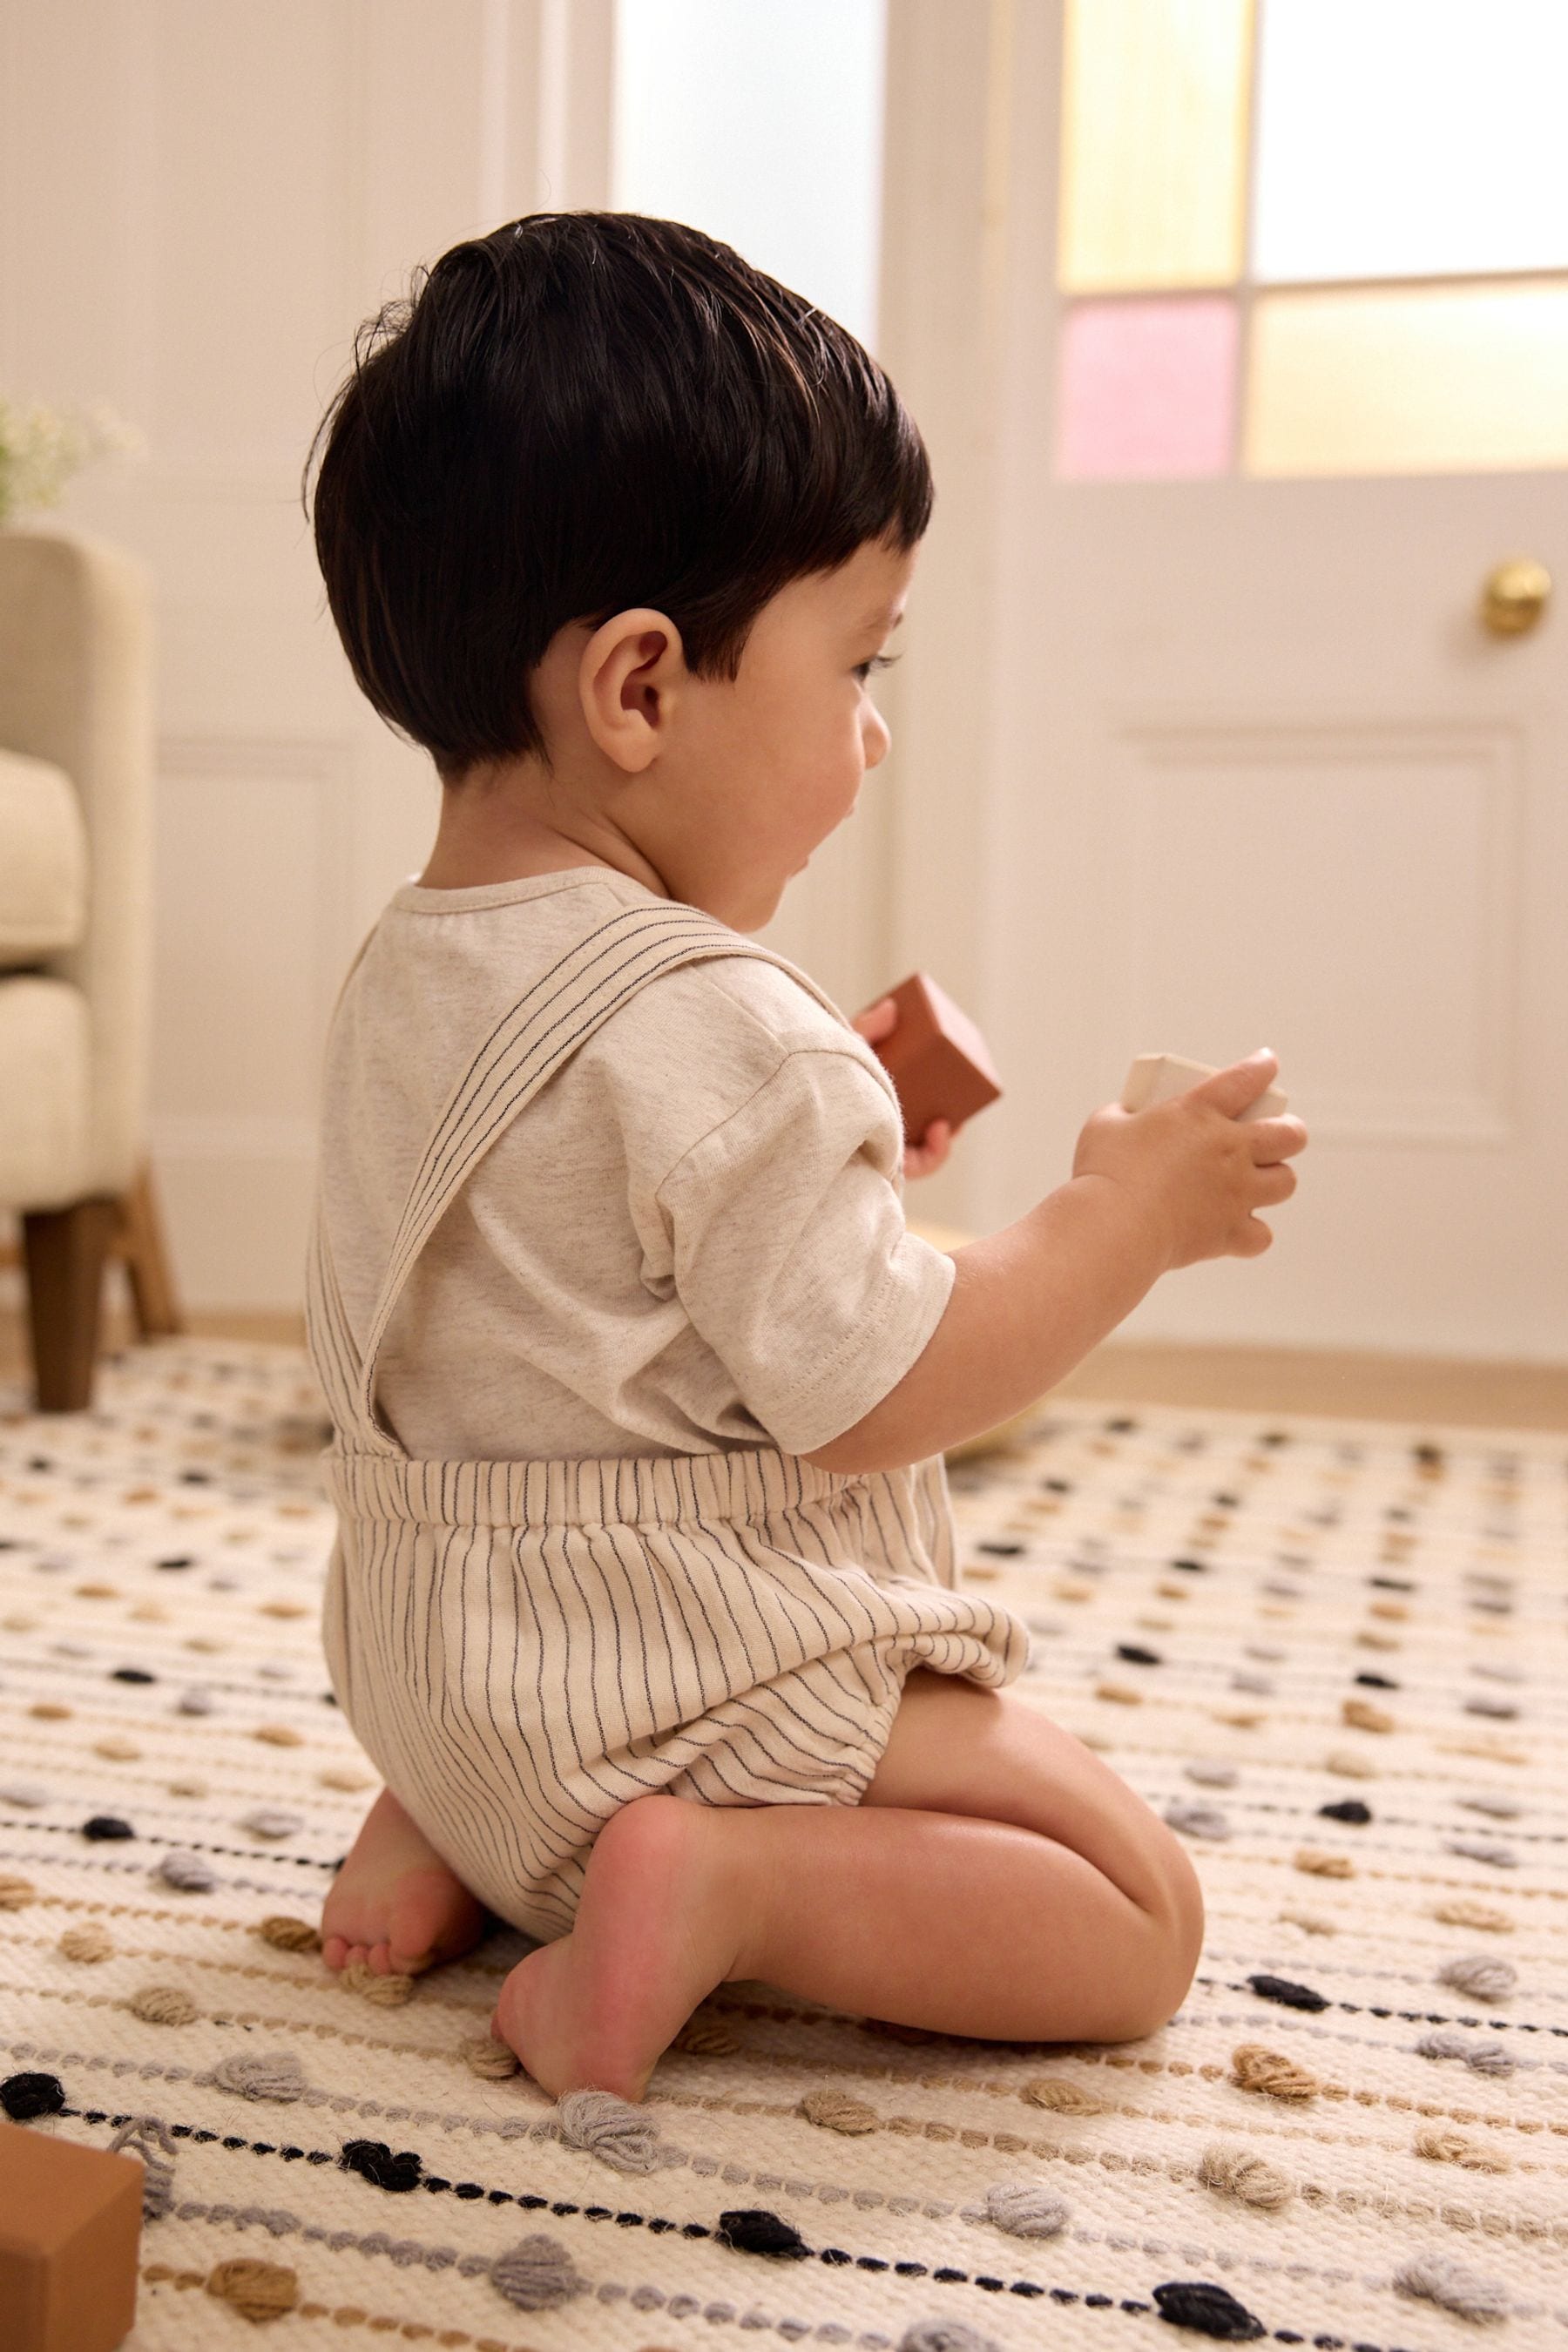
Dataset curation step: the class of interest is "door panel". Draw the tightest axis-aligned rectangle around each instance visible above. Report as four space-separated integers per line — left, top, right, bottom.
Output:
880 2 1568 1359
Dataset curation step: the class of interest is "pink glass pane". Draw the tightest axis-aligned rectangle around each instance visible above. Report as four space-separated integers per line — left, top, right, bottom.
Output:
1058 295 1238 479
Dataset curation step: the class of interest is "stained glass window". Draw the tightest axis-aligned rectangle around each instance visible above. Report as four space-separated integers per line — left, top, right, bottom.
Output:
1057 0 1568 480
1058 0 1251 293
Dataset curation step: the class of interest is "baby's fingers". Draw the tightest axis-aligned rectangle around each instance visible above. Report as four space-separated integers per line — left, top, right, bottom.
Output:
905 1118 954 1179
1254 1159 1298 1206
1248 1113 1308 1163
852 995 898 1044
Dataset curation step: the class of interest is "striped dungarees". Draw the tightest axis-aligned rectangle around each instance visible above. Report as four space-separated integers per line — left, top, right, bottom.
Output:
306 901 1029 1942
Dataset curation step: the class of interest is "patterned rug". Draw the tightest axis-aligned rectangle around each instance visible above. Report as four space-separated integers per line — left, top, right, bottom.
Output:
0 1336 1561 2352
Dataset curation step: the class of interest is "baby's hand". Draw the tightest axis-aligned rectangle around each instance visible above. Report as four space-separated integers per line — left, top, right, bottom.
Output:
852 996 955 1179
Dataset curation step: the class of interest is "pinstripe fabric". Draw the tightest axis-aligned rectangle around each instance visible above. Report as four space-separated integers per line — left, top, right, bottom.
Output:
306 904 1030 1941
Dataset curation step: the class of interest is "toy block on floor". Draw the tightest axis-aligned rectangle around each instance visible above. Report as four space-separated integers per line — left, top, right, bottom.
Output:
0 2120 142 2352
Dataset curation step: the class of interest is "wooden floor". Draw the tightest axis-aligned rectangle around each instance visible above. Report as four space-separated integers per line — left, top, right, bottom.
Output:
1051 1336 1568 1430
3 1302 1565 1430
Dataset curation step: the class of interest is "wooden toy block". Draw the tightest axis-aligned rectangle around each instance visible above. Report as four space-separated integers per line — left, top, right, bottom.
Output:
1122 1051 1288 1124
0 2121 142 2352
869 972 1003 1145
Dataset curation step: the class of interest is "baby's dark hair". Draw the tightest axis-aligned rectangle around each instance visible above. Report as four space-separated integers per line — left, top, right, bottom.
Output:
305 211 932 781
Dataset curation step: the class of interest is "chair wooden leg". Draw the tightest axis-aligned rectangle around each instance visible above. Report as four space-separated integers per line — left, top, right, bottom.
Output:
118 1159 183 1337
21 1196 121 1413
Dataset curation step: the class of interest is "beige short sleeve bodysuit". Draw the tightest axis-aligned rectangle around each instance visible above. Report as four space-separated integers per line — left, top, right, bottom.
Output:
306 868 1029 1941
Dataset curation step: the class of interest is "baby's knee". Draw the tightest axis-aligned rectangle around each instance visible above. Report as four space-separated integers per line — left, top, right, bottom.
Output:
1144 1836 1206 2025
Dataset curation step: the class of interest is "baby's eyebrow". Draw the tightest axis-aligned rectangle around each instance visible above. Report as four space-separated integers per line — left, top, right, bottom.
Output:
860 606 905 634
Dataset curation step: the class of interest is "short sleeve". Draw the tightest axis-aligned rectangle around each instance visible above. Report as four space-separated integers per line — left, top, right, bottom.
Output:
655 1046 956 1455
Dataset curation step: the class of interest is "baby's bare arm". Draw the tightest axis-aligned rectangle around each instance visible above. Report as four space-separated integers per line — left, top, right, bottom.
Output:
804 1051 1306 1476
804 1175 1169 1473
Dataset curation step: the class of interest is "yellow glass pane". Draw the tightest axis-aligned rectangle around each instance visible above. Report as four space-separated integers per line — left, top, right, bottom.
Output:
1058 0 1253 294
1247 282 1568 476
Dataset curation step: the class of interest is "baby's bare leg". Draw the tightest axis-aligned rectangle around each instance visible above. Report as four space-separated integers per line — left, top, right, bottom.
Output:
492 1672 1202 2101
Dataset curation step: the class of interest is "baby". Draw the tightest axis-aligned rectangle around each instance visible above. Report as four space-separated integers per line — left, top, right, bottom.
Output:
302 212 1308 2105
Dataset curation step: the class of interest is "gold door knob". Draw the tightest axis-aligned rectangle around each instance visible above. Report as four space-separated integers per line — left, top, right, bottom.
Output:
1480 557 1551 636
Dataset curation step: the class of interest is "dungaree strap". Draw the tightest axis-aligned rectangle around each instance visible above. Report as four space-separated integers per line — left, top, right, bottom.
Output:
310 900 881 1458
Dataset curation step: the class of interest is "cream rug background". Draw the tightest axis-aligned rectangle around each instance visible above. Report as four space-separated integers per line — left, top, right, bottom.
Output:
0 1336 1561 2351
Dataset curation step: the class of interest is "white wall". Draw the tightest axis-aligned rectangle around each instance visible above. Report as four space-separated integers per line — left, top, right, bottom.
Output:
0 0 611 1309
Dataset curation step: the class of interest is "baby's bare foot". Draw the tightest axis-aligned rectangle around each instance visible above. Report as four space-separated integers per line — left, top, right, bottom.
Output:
321 1788 485 1978
491 1794 749 2103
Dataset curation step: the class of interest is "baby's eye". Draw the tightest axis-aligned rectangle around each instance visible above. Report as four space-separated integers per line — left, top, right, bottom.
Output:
854 652 900 683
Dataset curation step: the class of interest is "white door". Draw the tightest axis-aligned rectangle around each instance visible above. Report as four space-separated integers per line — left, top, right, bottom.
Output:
886 0 1568 1362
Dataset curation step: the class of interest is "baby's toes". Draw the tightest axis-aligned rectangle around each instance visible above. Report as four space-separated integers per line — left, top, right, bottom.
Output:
321 1934 349 1972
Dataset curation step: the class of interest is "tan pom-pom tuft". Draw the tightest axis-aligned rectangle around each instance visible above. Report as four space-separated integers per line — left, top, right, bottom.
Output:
1198 2142 1294 2209
801 2087 881 2135
59 1923 113 1963
205 2258 300 2321
341 1957 415 2005
1231 2043 1321 2100
1293 1848 1355 1878
462 2035 520 2079
256 1914 322 1952
1432 1899 1513 1934
129 1983 199 2025
1022 2078 1109 2115
1414 2124 1511 2171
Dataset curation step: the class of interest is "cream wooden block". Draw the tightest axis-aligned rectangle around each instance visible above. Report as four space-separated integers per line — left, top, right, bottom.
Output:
1122 1052 1288 1123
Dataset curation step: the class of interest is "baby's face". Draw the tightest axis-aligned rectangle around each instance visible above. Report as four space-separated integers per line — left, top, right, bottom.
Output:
652 534 916 932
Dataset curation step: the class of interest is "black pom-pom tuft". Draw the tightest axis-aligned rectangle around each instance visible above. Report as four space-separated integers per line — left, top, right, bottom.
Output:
1319 1800 1372 1824
715 2208 810 2258
81 1815 135 1842
1247 1973 1328 2012
2 2071 67 2120
1153 2281 1266 2339
340 2139 423 2193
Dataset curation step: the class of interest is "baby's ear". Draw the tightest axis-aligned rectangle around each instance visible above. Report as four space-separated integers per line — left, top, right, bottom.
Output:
578 607 686 773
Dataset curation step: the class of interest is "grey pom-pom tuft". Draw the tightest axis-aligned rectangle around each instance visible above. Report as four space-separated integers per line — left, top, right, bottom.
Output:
1436 1955 1517 2003
107 2116 178 2219
554 2087 660 2173
159 1849 218 1893
1164 1799 1232 1839
897 2322 1003 2352
213 2050 309 2102
490 2233 585 2310
241 1808 304 1841
983 2180 1069 2239
1394 2252 1509 2323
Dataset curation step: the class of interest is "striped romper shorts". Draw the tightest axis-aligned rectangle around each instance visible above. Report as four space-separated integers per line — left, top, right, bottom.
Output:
306 901 1031 1943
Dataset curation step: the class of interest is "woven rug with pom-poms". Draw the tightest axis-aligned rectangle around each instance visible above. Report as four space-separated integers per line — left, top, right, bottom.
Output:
0 1336 1562 2350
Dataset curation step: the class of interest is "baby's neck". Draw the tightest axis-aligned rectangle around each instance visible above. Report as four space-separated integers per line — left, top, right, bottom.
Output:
417 769 666 897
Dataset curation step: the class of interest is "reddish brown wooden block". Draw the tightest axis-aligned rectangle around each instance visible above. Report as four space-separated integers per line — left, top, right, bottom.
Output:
869 971 1003 1145
0 2122 141 2352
